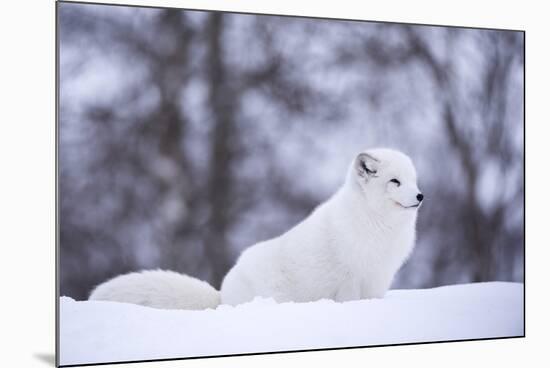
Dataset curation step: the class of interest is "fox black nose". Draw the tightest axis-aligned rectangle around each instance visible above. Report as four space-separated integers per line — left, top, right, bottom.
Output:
417 193 424 202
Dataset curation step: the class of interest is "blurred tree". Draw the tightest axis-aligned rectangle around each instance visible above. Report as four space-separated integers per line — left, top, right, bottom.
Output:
59 6 329 296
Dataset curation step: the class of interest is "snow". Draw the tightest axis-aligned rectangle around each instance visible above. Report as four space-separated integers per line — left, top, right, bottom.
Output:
59 282 523 366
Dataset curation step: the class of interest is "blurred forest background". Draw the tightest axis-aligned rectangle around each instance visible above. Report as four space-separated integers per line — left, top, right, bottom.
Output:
58 3 524 300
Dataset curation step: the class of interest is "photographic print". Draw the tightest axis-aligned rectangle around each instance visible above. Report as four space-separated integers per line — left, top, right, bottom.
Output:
57 1 525 366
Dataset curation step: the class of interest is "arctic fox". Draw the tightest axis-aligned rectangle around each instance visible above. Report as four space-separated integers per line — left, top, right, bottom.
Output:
89 148 423 309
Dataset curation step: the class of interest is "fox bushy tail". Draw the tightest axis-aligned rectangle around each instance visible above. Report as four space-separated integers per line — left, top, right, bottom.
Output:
89 269 220 310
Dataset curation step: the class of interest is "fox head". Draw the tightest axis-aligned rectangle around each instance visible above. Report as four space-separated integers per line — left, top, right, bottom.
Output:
349 148 423 216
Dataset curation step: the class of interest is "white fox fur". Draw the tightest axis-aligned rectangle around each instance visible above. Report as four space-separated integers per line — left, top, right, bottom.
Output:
88 148 422 309
89 270 219 310
221 148 422 305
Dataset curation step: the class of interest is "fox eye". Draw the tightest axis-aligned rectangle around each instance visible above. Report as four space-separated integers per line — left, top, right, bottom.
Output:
390 179 401 186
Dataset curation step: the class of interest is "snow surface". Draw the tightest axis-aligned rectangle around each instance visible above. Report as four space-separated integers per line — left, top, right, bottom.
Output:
59 282 523 366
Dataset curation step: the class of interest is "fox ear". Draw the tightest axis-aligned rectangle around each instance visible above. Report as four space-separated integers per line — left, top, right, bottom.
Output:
355 153 380 178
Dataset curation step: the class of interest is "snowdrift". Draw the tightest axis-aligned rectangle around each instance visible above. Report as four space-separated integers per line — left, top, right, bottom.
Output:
59 282 523 366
